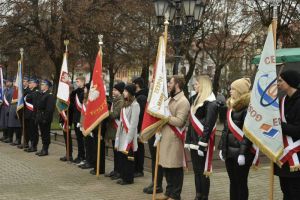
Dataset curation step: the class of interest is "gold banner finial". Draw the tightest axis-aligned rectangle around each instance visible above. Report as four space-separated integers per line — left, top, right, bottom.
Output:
64 40 69 52
20 48 24 59
98 35 103 47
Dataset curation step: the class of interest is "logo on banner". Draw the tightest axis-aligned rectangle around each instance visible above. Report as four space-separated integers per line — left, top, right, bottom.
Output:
88 81 100 102
256 73 279 110
260 123 279 138
60 71 69 84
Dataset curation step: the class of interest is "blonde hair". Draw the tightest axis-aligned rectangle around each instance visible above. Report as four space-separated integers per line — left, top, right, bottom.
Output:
192 75 213 113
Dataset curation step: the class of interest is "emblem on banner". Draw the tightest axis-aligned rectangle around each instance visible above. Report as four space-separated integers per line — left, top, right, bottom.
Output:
260 123 279 138
256 73 279 109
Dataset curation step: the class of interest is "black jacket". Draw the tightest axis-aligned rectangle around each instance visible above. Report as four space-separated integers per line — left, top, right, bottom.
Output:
218 93 254 164
275 90 300 177
24 87 40 120
72 87 84 124
186 94 219 146
135 88 148 133
36 90 55 124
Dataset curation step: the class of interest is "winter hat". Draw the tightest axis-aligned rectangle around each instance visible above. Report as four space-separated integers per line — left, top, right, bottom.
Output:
29 77 39 84
113 81 125 94
41 79 52 87
231 78 251 95
124 84 136 96
133 77 145 89
280 70 300 89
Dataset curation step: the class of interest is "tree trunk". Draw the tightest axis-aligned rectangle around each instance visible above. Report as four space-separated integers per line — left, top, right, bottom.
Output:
108 65 114 98
213 66 223 95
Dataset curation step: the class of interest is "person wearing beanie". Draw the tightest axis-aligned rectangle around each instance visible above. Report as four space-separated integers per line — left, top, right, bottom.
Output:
274 70 300 199
105 81 125 180
35 79 55 156
218 77 255 200
132 77 148 179
114 83 140 185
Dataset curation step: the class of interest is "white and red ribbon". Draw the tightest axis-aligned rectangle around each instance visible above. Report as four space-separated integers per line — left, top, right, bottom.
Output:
75 94 82 112
24 96 34 111
279 96 300 168
3 94 9 106
227 109 260 167
120 108 134 151
190 110 216 174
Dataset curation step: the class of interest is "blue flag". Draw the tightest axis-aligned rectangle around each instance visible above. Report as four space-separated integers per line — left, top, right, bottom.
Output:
0 67 3 104
16 61 24 116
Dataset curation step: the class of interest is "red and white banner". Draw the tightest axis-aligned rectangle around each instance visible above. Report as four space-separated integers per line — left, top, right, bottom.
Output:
82 49 109 136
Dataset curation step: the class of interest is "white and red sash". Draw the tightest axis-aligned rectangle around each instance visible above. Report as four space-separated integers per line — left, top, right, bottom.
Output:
120 108 134 152
227 109 260 167
75 94 82 112
168 125 188 168
24 96 34 111
3 94 9 106
110 103 120 130
190 110 216 175
279 96 300 170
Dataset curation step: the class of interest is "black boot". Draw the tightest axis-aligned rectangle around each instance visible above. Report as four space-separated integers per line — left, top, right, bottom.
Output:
143 182 163 194
26 146 37 152
4 138 12 143
36 145 49 156
194 193 202 200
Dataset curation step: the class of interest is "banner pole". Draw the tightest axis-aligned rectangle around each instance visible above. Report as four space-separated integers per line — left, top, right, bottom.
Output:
20 48 26 147
64 40 70 162
152 132 161 200
96 124 101 178
270 1 278 200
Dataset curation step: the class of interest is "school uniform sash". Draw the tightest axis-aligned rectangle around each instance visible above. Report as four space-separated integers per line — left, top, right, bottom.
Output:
110 103 120 130
227 109 260 167
120 108 134 152
3 94 9 106
75 94 82 112
190 110 216 175
24 96 34 111
279 96 300 171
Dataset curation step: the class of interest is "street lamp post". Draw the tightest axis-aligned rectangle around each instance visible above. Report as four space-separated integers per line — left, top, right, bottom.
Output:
153 0 207 75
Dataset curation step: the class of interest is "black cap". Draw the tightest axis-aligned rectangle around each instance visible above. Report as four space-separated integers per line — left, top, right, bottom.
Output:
5 78 13 83
41 79 52 87
280 70 300 89
133 77 145 89
124 84 136 96
23 76 29 81
29 77 39 84
113 81 125 93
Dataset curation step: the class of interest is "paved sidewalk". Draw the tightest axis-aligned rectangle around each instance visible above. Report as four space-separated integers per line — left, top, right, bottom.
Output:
0 142 282 200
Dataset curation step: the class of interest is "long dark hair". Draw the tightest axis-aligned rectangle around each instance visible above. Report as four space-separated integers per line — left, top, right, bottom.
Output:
123 93 135 107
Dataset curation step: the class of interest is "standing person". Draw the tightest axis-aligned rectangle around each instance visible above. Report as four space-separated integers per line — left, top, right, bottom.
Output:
24 78 40 153
8 80 22 146
115 84 140 185
35 79 55 156
71 77 86 164
157 75 190 200
1 79 13 143
275 70 300 200
185 75 218 200
105 81 125 179
17 76 31 149
132 77 148 178
218 78 255 200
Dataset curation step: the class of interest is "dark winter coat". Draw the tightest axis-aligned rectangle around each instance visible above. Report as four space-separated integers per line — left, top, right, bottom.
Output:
135 88 148 133
0 87 13 129
35 90 55 124
72 88 84 124
185 93 219 147
24 87 40 120
274 90 300 177
218 93 254 164
8 87 21 128
106 95 124 140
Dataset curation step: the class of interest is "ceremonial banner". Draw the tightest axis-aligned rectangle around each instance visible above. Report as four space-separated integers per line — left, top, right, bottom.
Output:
14 61 24 118
0 67 4 105
56 53 70 131
82 49 109 136
243 25 283 162
140 36 169 142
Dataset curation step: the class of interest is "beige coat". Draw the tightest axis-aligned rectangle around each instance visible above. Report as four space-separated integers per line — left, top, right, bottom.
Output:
159 91 190 168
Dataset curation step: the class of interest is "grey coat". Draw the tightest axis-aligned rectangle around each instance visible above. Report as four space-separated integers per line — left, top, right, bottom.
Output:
0 87 13 129
115 100 140 153
8 87 21 128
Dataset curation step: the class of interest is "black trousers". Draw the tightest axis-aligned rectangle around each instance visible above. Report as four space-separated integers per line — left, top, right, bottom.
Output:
30 120 39 148
164 167 184 200
148 135 163 186
2 128 8 139
134 141 145 173
23 119 30 145
38 122 51 148
279 177 300 200
225 158 251 200
74 126 85 159
8 127 21 142
119 151 134 183
63 130 73 157
112 140 120 173
93 133 105 174
84 135 94 165
190 149 210 197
